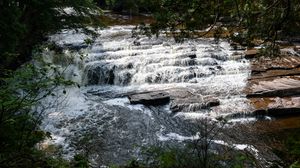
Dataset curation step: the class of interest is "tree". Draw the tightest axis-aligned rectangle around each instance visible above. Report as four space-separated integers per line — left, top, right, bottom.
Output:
148 0 219 39
0 0 101 72
142 0 300 51
0 1 102 166
139 118 256 168
0 59 74 167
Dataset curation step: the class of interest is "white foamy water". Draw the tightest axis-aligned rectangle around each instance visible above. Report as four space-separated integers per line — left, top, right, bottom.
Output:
40 25 252 165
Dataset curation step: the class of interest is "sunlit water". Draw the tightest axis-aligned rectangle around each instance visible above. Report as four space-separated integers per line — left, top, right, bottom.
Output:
40 25 253 165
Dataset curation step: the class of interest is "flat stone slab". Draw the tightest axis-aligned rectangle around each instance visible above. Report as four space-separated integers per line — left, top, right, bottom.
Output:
251 55 300 74
245 49 258 59
170 96 220 112
127 88 221 112
250 68 300 80
246 54 300 117
251 97 300 116
128 91 170 106
246 77 300 98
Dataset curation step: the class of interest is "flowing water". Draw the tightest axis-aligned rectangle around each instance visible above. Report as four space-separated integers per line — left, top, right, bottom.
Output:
40 25 254 165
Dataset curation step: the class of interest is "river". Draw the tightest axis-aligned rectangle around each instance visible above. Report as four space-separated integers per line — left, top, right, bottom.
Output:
39 25 275 166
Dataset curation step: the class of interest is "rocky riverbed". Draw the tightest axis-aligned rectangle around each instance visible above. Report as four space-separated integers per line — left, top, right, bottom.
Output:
245 48 300 117
38 15 300 166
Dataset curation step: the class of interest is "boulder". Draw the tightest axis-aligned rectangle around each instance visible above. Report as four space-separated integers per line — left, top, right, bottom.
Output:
128 91 170 106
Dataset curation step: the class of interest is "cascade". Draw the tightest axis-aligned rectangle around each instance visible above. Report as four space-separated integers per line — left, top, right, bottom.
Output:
41 25 253 165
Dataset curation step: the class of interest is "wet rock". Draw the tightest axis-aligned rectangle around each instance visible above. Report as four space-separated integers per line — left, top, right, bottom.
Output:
133 40 141 46
128 88 221 112
280 48 300 56
251 97 300 116
207 99 221 107
255 108 300 117
216 65 223 70
65 43 88 51
294 45 300 51
246 54 300 117
86 64 116 85
250 68 300 79
127 63 133 69
187 59 196 66
250 56 300 75
245 49 258 59
275 40 291 46
230 42 246 50
230 42 238 49
108 69 115 85
128 91 170 106
290 38 300 43
211 53 228 61
209 67 215 71
170 96 220 112
246 77 300 98
188 54 197 59
117 72 132 85
183 73 195 82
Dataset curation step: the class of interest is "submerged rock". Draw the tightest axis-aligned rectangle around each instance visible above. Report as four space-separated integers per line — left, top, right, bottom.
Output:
170 97 220 112
188 54 197 59
85 64 116 85
128 91 170 106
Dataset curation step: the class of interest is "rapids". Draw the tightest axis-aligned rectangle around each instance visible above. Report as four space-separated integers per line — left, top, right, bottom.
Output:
40 25 254 165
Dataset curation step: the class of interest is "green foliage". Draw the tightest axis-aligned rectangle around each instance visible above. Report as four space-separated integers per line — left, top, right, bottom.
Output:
118 160 146 168
0 56 74 167
258 44 281 57
138 144 255 168
286 130 300 162
71 154 89 168
271 129 300 167
290 161 300 168
0 0 102 71
0 1 102 166
134 0 300 53
102 0 155 14
148 0 218 39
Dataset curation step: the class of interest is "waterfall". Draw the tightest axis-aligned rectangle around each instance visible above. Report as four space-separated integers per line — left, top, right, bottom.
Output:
40 25 253 165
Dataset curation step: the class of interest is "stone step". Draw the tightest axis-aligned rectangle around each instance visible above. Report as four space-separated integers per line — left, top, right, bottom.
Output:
128 91 170 106
246 77 300 98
